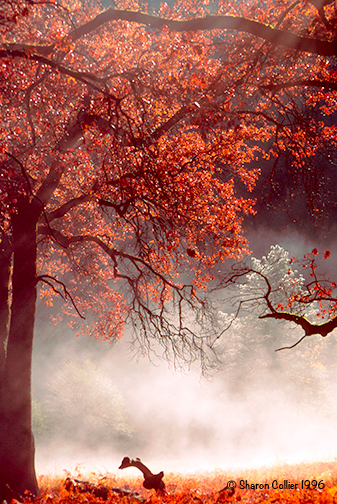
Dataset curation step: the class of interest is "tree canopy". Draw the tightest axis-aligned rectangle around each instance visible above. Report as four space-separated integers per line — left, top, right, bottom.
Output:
1 0 336 350
0 0 267 363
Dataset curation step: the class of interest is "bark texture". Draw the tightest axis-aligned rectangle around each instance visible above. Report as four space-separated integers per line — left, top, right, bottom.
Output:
0 198 40 501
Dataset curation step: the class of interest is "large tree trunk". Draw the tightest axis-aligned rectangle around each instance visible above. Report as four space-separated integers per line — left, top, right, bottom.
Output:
0 198 40 501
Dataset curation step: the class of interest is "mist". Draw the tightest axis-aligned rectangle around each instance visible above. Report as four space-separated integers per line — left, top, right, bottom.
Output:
31 224 337 477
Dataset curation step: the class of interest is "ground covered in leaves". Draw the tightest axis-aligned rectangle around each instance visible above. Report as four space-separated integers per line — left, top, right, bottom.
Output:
29 461 337 504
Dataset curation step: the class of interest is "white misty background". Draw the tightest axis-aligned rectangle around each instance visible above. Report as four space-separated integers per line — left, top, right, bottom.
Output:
32 229 337 474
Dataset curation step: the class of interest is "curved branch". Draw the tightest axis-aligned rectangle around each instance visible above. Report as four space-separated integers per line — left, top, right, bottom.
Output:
35 111 113 207
36 225 217 372
37 226 179 290
219 259 337 351
275 333 309 351
2 9 337 57
234 110 285 127
0 49 112 90
260 311 337 337
3 151 33 195
275 0 302 28
69 9 337 56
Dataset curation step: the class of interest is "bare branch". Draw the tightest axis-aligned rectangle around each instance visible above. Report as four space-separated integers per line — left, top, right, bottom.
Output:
3 151 33 196
68 9 337 56
36 224 219 372
259 310 337 336
38 226 183 291
37 274 85 319
275 333 310 351
36 275 85 320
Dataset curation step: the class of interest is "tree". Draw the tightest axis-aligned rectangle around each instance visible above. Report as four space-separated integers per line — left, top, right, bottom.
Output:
218 245 337 350
1 0 336 498
41 360 133 449
0 0 258 499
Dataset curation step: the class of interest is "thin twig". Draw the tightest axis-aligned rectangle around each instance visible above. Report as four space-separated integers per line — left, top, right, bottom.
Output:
37 274 85 319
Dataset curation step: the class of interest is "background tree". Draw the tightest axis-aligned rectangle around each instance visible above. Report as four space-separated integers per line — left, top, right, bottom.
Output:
40 360 133 449
218 245 337 350
1 0 337 499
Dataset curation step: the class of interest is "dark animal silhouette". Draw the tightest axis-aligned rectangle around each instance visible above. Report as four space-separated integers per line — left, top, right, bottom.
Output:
119 457 166 494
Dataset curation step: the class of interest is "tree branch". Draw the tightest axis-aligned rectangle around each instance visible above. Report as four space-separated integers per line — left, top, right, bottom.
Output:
35 109 113 207
37 274 85 319
69 9 337 56
37 225 179 290
262 79 337 92
275 333 310 351
0 49 118 97
36 225 218 372
2 9 337 57
259 310 337 336
218 251 337 350
43 194 93 222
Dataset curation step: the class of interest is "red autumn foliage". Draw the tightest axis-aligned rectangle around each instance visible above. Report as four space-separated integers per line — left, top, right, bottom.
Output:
286 249 337 320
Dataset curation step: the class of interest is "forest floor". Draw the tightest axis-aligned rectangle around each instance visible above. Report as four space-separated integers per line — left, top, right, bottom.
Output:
30 461 337 504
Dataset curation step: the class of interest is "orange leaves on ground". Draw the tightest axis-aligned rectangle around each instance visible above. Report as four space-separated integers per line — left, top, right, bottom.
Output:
32 462 337 504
